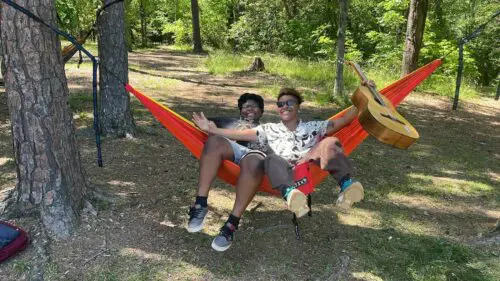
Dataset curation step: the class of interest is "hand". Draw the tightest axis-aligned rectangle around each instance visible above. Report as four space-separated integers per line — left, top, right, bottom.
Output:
296 153 312 165
192 112 212 132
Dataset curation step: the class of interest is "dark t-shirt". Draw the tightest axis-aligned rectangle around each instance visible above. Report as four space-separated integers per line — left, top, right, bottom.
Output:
208 117 266 151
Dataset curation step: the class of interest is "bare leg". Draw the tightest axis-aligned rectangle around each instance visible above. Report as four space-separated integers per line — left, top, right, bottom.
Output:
197 135 234 197
230 154 265 217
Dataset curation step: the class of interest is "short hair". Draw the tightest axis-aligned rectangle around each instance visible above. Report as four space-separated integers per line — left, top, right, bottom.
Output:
238 93 264 112
277 88 303 104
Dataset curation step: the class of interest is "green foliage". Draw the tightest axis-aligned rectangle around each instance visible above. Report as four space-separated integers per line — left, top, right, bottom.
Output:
57 0 499 95
162 19 191 45
56 0 100 35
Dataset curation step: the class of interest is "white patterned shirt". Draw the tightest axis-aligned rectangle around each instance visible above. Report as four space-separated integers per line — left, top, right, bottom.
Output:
255 120 329 164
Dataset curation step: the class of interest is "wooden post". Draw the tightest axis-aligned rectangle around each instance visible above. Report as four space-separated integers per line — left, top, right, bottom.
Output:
453 43 464 110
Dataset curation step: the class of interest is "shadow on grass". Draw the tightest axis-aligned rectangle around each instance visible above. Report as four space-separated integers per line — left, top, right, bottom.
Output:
128 67 261 89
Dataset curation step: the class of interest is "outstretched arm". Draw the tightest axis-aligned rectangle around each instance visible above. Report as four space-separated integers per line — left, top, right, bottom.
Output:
326 106 358 135
193 112 258 142
325 80 375 135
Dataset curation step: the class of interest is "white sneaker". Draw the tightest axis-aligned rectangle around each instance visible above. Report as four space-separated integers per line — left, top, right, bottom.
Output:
336 181 364 209
286 189 309 218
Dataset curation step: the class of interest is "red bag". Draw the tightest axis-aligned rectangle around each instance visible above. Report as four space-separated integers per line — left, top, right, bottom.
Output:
0 221 29 263
294 162 314 195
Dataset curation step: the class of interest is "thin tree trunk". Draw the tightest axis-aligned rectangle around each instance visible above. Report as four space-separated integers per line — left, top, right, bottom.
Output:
282 0 294 19
98 0 135 137
495 79 500 101
191 0 203 53
401 0 428 76
139 0 147 47
0 0 86 239
334 0 348 96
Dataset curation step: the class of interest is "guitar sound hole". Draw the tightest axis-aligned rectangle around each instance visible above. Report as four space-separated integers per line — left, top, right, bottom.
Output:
380 113 405 125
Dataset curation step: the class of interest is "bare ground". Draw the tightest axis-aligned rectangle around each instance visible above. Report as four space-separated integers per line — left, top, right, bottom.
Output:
0 47 499 281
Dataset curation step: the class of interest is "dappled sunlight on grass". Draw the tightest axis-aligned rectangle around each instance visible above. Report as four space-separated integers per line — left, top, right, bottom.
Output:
129 75 179 92
120 247 164 261
0 157 13 166
155 260 212 281
336 207 383 229
64 61 94 70
408 174 494 197
382 211 443 236
351 271 384 281
387 193 499 218
108 180 136 187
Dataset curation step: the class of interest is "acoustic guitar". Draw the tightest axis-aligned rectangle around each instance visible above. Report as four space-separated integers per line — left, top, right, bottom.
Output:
347 61 419 149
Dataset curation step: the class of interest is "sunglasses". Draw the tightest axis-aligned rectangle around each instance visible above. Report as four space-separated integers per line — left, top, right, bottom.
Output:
241 104 259 109
276 99 298 108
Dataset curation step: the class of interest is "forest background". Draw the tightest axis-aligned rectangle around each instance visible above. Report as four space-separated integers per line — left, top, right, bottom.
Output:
56 0 499 102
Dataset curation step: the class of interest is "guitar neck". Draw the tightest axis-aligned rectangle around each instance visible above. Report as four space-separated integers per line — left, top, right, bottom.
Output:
347 62 385 105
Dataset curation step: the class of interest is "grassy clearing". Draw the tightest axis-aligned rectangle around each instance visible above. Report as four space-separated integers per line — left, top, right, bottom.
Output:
203 50 490 104
1 47 498 281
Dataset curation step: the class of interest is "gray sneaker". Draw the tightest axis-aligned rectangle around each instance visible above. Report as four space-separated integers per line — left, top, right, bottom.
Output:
211 223 236 252
187 204 208 233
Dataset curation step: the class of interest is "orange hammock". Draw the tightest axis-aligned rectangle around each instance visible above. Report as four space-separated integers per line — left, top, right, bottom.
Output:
125 59 442 196
61 34 90 64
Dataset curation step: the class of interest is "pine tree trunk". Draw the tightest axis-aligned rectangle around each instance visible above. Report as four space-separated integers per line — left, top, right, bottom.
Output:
191 0 203 53
401 0 428 76
334 0 348 96
0 0 86 239
98 0 135 137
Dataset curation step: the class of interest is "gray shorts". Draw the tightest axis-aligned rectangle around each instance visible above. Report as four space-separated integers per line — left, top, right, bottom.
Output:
228 140 265 164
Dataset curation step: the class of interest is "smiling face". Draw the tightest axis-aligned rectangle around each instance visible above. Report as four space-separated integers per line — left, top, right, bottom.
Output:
276 95 300 122
239 99 263 122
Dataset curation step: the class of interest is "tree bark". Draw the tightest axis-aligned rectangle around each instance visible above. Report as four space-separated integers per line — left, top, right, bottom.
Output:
0 0 86 239
98 0 135 137
139 0 147 47
248 57 265 71
401 0 428 76
334 0 348 96
191 0 203 53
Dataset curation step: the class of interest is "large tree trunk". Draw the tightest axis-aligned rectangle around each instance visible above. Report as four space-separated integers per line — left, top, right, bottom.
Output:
98 0 135 137
401 0 428 76
334 0 348 96
191 0 203 53
0 0 86 239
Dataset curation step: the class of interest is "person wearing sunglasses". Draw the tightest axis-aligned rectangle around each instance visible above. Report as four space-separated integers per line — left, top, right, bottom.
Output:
187 93 269 252
193 87 364 220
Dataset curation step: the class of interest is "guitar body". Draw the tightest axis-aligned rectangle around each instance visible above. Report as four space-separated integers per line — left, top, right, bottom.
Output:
351 85 419 149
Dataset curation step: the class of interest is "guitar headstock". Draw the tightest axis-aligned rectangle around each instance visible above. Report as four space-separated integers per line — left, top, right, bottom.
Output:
346 61 376 89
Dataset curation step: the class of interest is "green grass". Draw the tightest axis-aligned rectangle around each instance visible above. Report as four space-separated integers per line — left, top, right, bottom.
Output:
204 50 251 75
203 50 490 104
356 233 494 281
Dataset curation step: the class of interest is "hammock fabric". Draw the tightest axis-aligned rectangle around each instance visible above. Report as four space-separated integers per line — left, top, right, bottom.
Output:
126 59 442 196
61 34 90 64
